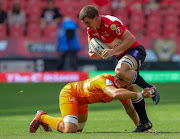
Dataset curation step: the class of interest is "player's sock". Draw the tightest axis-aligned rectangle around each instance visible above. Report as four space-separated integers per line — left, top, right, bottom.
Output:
41 114 63 131
132 70 152 88
131 98 149 124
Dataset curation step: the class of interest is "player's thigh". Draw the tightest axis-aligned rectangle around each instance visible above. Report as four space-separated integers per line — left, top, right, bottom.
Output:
115 55 138 73
77 104 88 132
60 99 79 117
116 45 147 72
60 100 78 132
59 87 79 132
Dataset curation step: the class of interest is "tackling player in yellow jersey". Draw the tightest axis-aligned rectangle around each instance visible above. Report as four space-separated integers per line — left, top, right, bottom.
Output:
29 73 155 133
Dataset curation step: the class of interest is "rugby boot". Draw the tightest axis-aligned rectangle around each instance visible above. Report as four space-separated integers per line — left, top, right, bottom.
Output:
133 121 152 132
29 110 49 133
152 88 160 105
41 122 52 131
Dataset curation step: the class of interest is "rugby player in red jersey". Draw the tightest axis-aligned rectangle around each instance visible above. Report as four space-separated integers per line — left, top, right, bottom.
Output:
79 5 160 132
29 73 155 133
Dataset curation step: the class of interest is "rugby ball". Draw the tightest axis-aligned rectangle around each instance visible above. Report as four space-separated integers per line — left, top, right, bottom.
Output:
90 38 110 57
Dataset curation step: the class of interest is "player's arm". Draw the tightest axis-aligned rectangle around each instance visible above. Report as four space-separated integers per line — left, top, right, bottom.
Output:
88 36 100 59
122 101 139 125
101 28 136 59
103 86 155 100
111 29 136 54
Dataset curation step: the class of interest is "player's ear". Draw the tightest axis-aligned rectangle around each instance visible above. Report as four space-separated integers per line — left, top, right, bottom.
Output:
114 76 120 87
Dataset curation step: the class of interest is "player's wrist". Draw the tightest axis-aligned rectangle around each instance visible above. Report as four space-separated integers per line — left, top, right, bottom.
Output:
111 49 116 56
137 92 143 98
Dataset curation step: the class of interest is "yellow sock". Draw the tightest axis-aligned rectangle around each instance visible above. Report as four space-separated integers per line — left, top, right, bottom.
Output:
41 114 63 131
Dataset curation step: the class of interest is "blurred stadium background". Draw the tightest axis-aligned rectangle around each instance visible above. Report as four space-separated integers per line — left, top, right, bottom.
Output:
0 0 180 78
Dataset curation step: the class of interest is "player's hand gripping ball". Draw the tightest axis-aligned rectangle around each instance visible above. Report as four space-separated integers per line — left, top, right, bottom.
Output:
90 38 110 57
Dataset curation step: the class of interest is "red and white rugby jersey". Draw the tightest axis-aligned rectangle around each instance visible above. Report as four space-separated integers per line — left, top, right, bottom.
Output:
87 15 140 57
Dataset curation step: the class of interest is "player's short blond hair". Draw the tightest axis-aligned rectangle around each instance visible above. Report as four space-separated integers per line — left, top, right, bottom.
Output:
79 5 99 20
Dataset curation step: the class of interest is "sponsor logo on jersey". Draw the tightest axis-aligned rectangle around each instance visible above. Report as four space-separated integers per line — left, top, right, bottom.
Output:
116 27 123 35
132 50 139 58
101 36 106 40
110 24 116 30
69 97 75 102
93 33 99 37
139 60 141 67
106 79 113 85
114 42 121 48
104 23 109 28
104 31 109 36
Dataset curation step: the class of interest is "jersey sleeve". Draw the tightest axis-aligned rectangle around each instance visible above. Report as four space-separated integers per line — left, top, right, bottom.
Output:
108 21 127 39
97 76 130 104
96 75 114 91
119 99 130 104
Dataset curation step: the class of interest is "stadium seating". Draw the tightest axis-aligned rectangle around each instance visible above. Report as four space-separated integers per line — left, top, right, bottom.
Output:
0 24 7 38
129 10 145 37
78 29 89 56
162 9 179 38
26 5 42 17
59 3 77 18
1 0 8 11
173 1 180 14
1 0 180 50
113 9 128 26
98 5 112 15
9 24 24 38
43 23 58 39
77 20 87 30
27 15 41 24
146 10 162 39
8 0 27 11
27 23 41 38
137 36 152 50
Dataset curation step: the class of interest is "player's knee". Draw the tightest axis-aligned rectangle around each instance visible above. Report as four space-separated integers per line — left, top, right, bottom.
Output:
115 69 126 79
63 115 78 133
77 122 86 132
116 56 137 75
58 122 77 133
57 121 64 132
63 128 77 133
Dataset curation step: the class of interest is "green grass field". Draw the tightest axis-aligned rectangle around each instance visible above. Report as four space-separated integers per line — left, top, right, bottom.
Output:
0 83 180 139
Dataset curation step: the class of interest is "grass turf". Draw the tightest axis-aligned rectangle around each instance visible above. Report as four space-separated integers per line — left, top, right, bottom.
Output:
0 83 180 139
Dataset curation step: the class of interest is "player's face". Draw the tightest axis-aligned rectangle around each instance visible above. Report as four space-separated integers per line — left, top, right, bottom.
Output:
115 77 131 89
82 16 99 30
118 80 131 89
